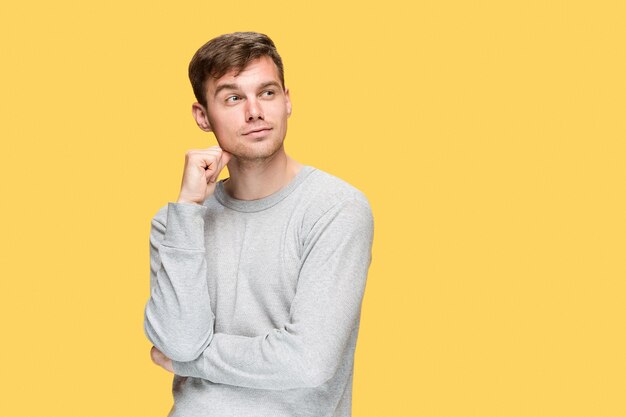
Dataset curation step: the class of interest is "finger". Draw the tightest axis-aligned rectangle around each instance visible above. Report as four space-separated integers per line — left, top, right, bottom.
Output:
208 159 222 183
186 150 222 177
221 150 232 166
187 150 221 176
150 346 163 364
164 358 174 373
207 151 224 183
188 147 225 183
209 150 231 183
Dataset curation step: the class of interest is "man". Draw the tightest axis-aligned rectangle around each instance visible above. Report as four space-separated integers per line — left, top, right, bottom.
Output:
144 32 374 417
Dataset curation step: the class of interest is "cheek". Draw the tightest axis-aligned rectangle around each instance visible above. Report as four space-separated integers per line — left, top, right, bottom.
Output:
269 105 290 121
214 114 240 135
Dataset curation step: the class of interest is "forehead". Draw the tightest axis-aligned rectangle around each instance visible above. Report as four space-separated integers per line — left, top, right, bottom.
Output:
206 56 281 93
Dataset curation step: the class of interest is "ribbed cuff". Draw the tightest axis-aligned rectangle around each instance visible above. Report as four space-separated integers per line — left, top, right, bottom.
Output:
162 202 208 249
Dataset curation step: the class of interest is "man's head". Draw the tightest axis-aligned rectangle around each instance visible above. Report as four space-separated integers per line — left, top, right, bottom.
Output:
189 32 285 110
189 32 292 162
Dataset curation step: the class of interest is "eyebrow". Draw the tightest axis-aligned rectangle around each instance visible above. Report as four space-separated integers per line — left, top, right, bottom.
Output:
213 81 282 98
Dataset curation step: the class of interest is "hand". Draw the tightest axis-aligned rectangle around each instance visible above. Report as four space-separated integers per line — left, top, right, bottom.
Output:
150 346 174 374
177 146 232 204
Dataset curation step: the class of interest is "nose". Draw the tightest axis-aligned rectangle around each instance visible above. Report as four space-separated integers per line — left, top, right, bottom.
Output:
245 97 264 121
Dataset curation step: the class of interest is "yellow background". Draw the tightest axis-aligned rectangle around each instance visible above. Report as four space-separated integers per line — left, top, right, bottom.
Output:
1 0 624 416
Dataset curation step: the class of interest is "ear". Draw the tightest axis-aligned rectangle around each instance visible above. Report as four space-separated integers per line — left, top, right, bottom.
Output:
192 102 213 132
284 87 292 117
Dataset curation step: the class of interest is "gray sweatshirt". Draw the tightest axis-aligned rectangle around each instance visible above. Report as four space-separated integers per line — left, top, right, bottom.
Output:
144 165 374 417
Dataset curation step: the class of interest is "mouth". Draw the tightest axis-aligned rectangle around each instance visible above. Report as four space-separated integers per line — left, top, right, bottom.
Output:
243 127 272 135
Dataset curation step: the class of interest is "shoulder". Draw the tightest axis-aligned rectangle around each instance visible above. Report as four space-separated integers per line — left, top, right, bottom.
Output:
301 167 371 206
298 166 374 232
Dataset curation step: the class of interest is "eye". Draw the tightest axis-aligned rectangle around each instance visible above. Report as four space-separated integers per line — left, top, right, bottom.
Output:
226 95 240 103
262 90 275 97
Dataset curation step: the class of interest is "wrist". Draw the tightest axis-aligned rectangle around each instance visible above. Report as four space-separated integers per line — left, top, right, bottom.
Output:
176 198 201 205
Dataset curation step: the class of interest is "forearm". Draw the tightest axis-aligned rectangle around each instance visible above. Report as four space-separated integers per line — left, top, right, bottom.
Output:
171 329 335 389
144 202 215 362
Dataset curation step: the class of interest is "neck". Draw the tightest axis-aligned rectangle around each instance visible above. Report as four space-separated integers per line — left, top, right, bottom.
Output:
223 147 303 200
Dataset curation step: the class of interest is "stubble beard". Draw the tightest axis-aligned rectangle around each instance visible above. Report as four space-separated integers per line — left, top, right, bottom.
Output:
224 131 286 165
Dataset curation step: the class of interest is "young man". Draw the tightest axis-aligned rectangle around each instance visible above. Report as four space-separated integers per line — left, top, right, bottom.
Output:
144 32 374 417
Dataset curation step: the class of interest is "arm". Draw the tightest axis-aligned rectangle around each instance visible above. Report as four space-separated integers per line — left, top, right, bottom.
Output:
170 197 375 389
143 202 215 362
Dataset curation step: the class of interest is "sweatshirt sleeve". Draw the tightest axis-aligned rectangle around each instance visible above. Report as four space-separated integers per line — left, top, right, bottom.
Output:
143 202 215 362
170 197 375 389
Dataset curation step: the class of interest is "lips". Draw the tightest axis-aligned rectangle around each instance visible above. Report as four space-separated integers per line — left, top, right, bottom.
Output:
243 127 272 135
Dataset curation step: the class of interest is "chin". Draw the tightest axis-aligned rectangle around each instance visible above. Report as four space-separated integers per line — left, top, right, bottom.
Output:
232 138 285 161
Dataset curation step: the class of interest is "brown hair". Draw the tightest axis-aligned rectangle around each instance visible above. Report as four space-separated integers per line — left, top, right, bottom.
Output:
189 32 285 108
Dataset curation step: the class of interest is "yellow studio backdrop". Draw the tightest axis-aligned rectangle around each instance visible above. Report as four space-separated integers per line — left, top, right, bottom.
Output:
0 0 624 416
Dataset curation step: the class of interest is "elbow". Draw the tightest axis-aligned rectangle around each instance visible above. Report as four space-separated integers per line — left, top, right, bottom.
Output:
298 357 337 388
144 314 214 362
301 366 335 388
280 333 339 388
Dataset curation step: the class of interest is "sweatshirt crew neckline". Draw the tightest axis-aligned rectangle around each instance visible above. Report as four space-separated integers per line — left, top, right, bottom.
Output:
213 165 316 213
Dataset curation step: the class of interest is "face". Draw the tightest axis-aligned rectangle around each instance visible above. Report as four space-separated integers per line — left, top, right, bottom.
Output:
192 55 292 162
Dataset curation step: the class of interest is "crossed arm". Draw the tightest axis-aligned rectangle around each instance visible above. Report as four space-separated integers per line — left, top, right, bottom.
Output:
144 198 374 389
